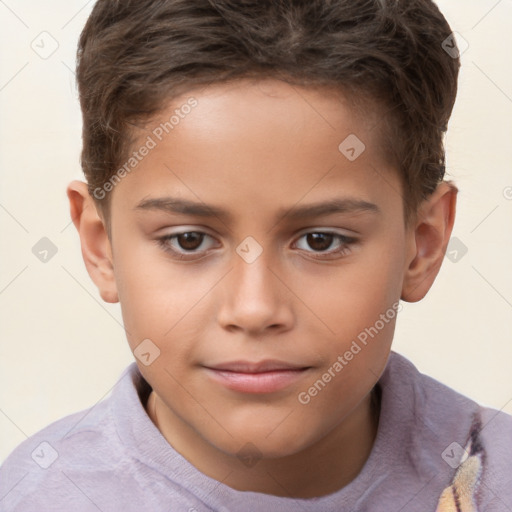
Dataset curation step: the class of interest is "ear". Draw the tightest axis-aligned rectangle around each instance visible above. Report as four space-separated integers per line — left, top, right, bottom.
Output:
66 180 119 303
401 181 458 303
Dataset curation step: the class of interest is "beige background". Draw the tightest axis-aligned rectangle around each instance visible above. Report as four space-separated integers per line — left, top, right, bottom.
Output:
1 0 511 463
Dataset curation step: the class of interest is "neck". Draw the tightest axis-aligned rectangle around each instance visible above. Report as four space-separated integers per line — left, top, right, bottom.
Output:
146 386 380 498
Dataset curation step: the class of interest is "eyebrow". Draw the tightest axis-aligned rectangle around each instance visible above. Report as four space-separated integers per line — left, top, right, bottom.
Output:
134 196 381 222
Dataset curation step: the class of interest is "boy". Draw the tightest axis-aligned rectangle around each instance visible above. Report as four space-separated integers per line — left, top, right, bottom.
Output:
1 0 511 510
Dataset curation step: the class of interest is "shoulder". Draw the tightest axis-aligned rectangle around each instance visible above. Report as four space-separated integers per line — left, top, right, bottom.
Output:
382 351 512 508
384 351 512 430
0 364 153 511
475 403 512 509
392 352 512 440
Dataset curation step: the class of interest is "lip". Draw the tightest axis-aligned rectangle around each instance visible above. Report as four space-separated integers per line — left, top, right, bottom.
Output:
207 360 308 373
203 360 311 393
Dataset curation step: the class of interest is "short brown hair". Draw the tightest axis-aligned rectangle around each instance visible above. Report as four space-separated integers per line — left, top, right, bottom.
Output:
76 0 460 233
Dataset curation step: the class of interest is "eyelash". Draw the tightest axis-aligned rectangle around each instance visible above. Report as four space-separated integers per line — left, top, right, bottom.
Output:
156 230 357 261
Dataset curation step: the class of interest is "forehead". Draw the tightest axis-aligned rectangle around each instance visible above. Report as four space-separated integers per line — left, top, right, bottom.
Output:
110 78 402 224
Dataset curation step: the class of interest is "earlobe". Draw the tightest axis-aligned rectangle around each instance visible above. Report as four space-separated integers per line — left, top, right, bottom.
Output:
401 181 458 303
66 180 119 303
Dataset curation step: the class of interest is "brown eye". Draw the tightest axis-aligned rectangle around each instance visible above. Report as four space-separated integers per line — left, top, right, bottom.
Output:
157 231 217 260
176 232 204 251
305 233 334 252
294 231 357 260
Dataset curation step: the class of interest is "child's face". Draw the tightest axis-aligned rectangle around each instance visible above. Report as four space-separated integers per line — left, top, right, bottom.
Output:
108 79 412 458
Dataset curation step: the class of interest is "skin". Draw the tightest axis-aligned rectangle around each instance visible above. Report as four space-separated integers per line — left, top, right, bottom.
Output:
67 78 457 498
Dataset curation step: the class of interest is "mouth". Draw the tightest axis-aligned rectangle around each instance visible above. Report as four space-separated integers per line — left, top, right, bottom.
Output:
203 360 312 394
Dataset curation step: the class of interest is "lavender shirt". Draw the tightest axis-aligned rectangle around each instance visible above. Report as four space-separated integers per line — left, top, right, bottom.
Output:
1 351 511 511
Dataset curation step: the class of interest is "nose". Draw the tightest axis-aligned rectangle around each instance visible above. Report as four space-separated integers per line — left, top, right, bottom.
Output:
216 247 295 336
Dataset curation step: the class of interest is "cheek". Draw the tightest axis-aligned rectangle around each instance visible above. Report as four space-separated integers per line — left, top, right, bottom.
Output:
113 229 170 303
301 234 403 384
113 250 218 367
112 242 176 350
305 254 402 339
